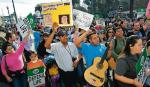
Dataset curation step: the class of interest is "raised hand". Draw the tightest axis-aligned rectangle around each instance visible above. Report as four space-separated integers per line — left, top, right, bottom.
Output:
52 22 59 32
134 78 143 87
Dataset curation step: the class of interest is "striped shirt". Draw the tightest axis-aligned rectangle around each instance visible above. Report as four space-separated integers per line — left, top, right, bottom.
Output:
47 42 78 71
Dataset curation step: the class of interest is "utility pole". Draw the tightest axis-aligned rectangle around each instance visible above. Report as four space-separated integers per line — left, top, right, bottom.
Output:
12 0 18 23
6 6 12 24
130 0 134 19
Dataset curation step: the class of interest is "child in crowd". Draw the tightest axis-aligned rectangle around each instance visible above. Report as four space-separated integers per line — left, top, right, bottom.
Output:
49 61 60 87
46 59 60 87
27 51 46 87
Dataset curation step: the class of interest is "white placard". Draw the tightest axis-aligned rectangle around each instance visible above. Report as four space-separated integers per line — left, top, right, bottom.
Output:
73 9 94 31
16 18 31 38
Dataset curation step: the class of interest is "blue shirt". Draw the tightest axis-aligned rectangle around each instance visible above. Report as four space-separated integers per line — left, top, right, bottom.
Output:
78 42 107 68
33 31 41 50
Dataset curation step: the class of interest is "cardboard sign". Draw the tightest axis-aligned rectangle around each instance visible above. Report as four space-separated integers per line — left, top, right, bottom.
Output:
73 9 94 31
27 67 45 87
41 0 73 27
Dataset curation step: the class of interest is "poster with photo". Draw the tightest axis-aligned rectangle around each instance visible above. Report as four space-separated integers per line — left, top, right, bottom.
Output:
41 0 73 27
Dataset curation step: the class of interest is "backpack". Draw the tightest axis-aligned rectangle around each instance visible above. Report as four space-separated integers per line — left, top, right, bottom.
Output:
113 37 126 49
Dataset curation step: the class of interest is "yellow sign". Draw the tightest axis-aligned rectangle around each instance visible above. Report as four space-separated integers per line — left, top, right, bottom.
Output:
41 0 73 27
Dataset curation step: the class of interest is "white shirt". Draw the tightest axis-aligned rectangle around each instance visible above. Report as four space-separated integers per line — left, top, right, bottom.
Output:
24 34 36 52
48 42 78 71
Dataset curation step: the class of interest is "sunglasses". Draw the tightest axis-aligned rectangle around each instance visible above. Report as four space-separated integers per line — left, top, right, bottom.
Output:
6 46 13 51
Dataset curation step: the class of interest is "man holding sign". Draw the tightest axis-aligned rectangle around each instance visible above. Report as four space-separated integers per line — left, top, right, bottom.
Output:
45 23 80 87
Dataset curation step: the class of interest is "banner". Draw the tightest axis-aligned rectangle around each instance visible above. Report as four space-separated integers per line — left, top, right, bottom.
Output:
41 0 73 27
73 9 94 31
136 47 149 84
16 13 35 38
146 0 150 18
27 67 45 87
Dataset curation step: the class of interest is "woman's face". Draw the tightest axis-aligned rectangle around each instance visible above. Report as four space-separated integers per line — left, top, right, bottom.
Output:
108 29 114 37
131 39 143 54
5 46 14 54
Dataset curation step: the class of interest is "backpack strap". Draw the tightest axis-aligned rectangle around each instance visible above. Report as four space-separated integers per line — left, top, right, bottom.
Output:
114 38 117 49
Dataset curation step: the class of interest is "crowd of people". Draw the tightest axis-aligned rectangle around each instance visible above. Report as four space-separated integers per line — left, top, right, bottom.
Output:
1 16 150 87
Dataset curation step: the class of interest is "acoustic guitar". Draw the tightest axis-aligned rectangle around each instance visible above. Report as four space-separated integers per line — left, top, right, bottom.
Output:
84 46 109 87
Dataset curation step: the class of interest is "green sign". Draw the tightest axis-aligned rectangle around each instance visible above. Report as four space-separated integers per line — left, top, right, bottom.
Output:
27 13 36 30
27 67 45 87
136 48 147 73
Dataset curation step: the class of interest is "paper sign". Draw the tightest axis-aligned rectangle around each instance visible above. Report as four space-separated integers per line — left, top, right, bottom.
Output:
73 9 94 31
27 67 45 87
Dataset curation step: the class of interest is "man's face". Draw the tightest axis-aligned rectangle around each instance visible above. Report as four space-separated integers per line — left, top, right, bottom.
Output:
139 19 145 25
133 22 140 31
89 34 100 45
61 16 68 24
59 35 68 44
115 28 124 38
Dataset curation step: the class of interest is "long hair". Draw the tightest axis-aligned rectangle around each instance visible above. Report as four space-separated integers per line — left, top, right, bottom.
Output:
123 35 140 55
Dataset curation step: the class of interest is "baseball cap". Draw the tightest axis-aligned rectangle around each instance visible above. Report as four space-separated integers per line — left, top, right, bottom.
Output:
57 30 68 37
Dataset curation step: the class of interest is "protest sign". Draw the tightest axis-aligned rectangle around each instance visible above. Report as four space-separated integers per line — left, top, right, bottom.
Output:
16 13 35 38
41 0 73 27
136 47 149 84
27 13 36 29
27 67 45 87
73 9 94 31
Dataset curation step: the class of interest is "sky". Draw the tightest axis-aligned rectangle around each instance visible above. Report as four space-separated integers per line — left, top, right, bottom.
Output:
0 0 63 17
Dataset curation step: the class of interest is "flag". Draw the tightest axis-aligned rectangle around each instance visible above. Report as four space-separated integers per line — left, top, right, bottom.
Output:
146 0 150 18
136 47 148 74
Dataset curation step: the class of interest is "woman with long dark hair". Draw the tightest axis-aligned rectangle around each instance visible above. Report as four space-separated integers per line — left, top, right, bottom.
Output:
1 31 30 87
115 35 143 87
106 28 114 42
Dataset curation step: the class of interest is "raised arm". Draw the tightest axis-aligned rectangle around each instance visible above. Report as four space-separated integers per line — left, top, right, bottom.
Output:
45 23 59 49
74 30 91 48
23 30 31 43
16 30 31 54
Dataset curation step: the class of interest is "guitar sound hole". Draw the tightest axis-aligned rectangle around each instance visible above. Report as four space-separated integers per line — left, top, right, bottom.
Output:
90 72 104 82
97 64 103 69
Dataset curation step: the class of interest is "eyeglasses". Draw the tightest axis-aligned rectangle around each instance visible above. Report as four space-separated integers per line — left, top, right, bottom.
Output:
6 46 13 51
108 31 113 33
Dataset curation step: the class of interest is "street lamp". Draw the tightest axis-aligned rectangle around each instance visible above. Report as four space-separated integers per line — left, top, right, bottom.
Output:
12 0 18 23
